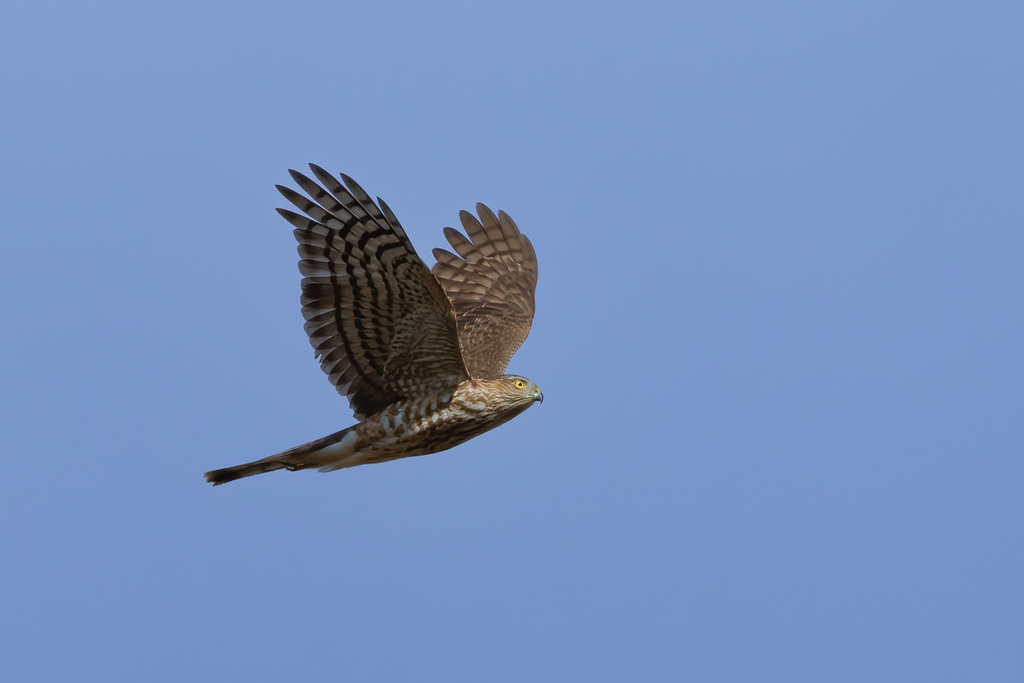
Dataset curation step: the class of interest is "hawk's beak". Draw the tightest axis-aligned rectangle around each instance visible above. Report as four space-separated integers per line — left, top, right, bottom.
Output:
535 388 544 404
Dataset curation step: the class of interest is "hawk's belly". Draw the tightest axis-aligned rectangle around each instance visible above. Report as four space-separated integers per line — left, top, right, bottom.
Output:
357 396 531 460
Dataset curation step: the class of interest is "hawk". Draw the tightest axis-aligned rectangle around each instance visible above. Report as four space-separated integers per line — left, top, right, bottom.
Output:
205 165 542 485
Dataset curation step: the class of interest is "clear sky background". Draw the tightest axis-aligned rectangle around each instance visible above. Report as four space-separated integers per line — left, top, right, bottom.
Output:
3 1 1022 681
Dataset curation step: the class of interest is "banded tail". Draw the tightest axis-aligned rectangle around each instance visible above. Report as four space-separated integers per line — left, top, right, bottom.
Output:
204 425 359 486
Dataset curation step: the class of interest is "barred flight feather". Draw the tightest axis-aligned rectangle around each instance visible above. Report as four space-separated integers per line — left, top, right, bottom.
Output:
277 172 467 419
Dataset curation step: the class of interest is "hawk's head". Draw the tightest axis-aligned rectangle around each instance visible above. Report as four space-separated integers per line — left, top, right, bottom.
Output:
501 375 544 406
461 375 543 412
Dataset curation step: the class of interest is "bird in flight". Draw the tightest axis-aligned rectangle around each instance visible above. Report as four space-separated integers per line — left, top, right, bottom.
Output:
205 165 542 485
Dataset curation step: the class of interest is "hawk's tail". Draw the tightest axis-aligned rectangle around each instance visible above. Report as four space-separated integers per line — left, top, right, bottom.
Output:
204 425 359 486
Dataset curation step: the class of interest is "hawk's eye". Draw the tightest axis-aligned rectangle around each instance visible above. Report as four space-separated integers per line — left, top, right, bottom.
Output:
514 380 526 389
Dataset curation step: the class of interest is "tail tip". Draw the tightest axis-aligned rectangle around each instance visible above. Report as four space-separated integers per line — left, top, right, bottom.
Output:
203 468 232 486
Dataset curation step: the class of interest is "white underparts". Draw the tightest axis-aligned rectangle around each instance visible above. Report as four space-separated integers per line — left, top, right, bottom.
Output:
317 429 359 466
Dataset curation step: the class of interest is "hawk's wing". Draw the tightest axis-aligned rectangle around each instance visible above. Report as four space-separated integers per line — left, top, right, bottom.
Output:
277 166 469 419
431 204 539 379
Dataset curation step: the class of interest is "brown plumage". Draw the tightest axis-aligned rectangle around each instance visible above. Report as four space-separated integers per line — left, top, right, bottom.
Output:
205 166 541 485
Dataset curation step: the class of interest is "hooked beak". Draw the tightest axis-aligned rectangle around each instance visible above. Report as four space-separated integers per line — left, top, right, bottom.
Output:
535 388 544 404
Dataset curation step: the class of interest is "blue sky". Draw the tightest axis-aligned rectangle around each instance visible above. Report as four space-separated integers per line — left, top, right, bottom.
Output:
3 1 1022 680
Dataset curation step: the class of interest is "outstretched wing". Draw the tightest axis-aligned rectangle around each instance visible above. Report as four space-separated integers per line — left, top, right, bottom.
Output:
277 166 469 419
431 204 539 378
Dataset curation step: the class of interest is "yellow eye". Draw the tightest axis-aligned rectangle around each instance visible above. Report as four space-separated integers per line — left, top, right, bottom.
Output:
514 380 526 389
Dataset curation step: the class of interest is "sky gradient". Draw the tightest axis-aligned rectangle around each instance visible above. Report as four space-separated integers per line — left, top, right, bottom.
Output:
3 1 1023 680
